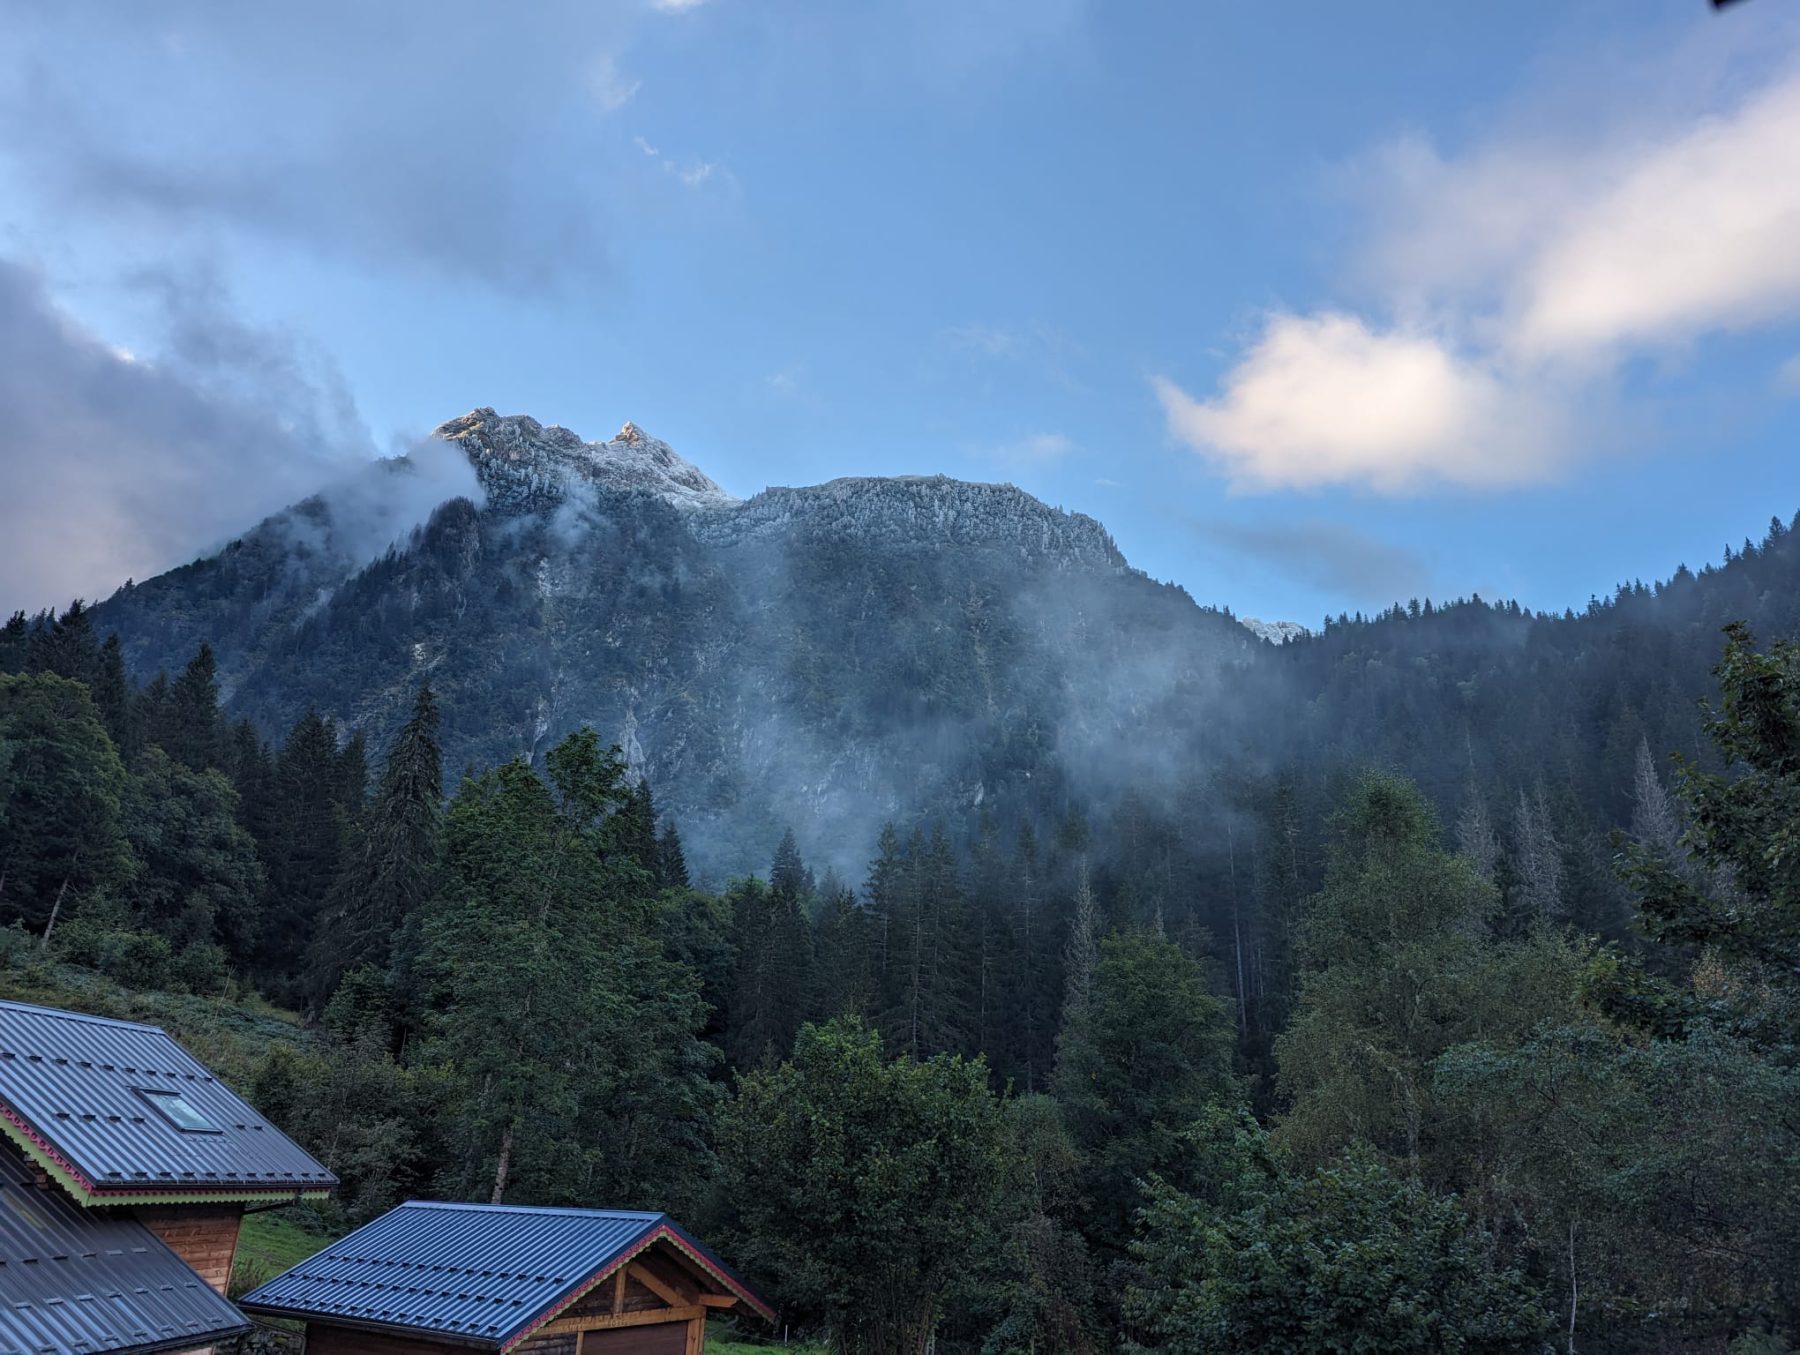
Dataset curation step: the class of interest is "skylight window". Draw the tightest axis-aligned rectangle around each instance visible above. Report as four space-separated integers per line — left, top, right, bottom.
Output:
135 1088 219 1133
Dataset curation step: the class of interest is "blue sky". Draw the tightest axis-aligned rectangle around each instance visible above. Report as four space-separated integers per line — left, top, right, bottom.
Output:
3 0 1799 625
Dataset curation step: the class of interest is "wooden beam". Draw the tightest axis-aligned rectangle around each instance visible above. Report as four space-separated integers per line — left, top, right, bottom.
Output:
612 1267 628 1316
629 1263 686 1309
686 1313 705 1355
541 1306 706 1337
697 1295 738 1309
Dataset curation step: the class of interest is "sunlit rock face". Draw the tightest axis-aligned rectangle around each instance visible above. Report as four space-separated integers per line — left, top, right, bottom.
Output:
94 408 1256 878
436 409 740 515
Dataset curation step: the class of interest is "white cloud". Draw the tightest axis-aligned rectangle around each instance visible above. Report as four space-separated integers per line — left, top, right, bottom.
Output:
588 52 641 111
1155 315 1564 493
1162 32 1800 494
1512 75 1800 359
631 133 721 189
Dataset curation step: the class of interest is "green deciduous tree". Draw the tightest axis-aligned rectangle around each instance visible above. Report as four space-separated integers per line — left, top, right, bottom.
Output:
0 673 134 937
716 1018 1010 1355
419 730 717 1210
1274 773 1584 1183
1128 1108 1549 1355
1054 931 1236 1254
120 745 262 960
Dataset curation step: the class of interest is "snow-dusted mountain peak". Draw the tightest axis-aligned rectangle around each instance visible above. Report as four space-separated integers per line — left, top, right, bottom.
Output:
693 472 1125 570
434 407 739 513
1240 617 1310 645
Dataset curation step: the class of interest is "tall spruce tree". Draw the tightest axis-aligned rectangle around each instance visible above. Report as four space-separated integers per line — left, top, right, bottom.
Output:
308 684 444 1003
726 832 813 1069
159 644 226 772
254 709 355 997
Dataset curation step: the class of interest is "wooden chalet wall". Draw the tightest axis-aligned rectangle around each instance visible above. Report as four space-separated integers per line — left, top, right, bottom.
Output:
135 1203 246 1355
516 1244 715 1355
137 1204 246 1294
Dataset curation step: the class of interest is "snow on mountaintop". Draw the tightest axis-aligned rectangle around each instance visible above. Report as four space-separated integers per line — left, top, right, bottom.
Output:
693 473 1126 569
434 408 740 514
1240 617 1311 645
432 408 1124 571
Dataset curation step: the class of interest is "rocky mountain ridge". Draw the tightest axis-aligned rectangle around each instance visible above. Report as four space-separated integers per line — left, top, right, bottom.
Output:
93 407 1253 877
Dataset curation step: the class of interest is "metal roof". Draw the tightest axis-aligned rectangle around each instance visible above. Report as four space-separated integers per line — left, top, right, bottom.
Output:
240 1201 774 1351
0 1001 336 1201
0 1143 250 1355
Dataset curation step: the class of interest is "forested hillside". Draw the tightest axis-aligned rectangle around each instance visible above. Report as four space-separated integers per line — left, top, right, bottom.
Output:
5 484 1800 1350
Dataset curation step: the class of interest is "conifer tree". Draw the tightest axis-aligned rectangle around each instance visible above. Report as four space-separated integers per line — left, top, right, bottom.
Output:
255 709 355 997
160 644 226 772
91 635 135 756
1054 931 1236 1253
29 601 98 687
309 684 443 1001
0 613 28 674
881 825 971 1058
419 730 716 1207
654 823 689 890
619 779 661 882
0 674 134 937
810 875 872 1021
726 835 814 1069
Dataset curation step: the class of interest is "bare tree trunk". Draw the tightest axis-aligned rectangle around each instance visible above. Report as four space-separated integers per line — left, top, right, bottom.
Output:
1227 825 1247 1030
491 1121 514 1204
41 872 72 949
1567 1216 1579 1355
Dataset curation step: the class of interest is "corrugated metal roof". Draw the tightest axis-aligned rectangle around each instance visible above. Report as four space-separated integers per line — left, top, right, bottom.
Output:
0 1001 336 1199
0 1143 250 1355
240 1202 774 1351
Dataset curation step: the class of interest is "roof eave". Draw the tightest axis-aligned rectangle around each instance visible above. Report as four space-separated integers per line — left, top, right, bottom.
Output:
122 1319 254 1355
0 1107 336 1204
238 1304 503 1351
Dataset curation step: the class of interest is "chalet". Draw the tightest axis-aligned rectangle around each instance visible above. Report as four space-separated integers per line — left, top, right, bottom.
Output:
239 1202 776 1355
0 999 338 1354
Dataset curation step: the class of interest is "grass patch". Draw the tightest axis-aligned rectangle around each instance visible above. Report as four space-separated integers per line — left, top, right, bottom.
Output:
232 1209 337 1297
0 956 312 1088
706 1321 826 1355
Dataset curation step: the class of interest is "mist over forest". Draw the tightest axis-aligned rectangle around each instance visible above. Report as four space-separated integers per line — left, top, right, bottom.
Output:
5 418 1800 1351
8 2 1800 1352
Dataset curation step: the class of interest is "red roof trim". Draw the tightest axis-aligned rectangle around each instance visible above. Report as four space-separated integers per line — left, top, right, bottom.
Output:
499 1222 775 1351
0 1101 326 1201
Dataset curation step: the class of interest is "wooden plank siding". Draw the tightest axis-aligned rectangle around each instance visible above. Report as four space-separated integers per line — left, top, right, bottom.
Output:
135 1204 245 1294
134 1204 245 1355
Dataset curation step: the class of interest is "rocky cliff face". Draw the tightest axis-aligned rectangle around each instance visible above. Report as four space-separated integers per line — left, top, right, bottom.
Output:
95 409 1254 877
436 409 739 514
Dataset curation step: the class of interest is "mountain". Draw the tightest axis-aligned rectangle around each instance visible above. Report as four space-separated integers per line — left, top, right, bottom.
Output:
94 409 1255 877
1239 617 1310 645
88 406 1800 893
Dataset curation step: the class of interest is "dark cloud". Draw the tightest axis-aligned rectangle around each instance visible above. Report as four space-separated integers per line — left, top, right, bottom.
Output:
0 2 636 294
1201 518 1432 608
0 258 384 612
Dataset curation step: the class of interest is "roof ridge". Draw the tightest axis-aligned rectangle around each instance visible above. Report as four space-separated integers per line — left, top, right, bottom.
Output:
0 998 165 1033
400 1200 665 1220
